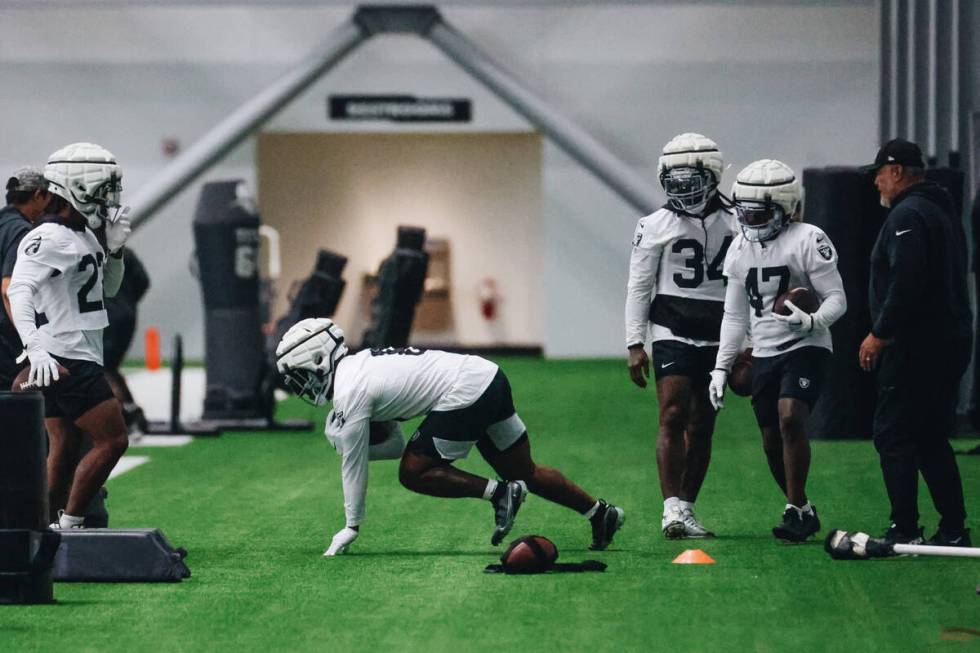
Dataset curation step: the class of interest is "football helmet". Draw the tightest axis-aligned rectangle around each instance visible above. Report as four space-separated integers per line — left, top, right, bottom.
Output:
276 318 348 406
44 142 122 229
658 133 724 216
731 159 800 243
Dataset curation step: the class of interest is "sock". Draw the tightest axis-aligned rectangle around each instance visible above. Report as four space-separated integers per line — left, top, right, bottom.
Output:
678 499 694 512
484 480 500 501
584 500 602 520
800 501 814 516
663 497 681 513
59 513 84 528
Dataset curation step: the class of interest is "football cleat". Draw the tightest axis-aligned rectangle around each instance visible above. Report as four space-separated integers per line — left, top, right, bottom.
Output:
490 480 527 546
925 527 971 547
661 505 686 539
772 504 820 542
880 524 925 546
590 500 625 551
679 508 715 538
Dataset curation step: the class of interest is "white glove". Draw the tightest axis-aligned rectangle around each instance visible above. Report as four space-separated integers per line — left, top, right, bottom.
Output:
105 206 132 253
772 300 814 334
708 369 727 412
27 346 60 388
323 526 359 556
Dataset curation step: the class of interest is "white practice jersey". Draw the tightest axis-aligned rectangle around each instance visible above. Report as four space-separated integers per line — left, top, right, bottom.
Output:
722 222 840 357
626 206 737 346
325 347 498 526
10 223 108 363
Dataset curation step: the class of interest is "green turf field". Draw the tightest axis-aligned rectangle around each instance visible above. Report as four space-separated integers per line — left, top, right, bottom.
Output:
2 359 978 652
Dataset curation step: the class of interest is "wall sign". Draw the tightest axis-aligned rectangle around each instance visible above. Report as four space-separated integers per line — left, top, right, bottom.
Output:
328 95 472 123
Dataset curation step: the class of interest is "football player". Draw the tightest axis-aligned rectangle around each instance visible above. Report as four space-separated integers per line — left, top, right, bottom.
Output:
276 318 625 556
625 133 736 538
708 159 846 542
8 143 132 529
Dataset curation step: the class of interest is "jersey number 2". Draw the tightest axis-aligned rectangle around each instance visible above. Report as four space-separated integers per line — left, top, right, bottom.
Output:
77 253 104 314
672 237 732 289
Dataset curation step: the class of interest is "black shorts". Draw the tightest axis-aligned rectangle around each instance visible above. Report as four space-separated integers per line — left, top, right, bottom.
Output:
651 340 718 387
43 355 115 422
750 346 830 429
406 369 528 461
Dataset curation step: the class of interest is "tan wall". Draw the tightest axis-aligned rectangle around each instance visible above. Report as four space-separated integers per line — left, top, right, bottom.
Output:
257 132 542 346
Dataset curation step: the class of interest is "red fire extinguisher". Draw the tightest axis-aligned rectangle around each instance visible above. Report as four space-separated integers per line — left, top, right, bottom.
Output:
479 278 499 321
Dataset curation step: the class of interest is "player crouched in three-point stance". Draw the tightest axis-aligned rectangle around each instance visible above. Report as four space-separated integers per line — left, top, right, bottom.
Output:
709 160 846 542
8 143 132 529
625 133 735 538
276 318 625 556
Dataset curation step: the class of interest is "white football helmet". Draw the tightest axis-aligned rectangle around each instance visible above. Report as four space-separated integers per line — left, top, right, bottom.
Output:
276 318 349 406
658 133 724 216
731 159 800 243
44 142 122 229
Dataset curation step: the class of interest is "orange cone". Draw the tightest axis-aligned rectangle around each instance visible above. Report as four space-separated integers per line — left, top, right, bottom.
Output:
672 549 715 564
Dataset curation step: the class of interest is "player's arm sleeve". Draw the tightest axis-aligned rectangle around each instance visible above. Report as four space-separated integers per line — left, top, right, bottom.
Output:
368 421 405 461
7 257 50 352
334 418 371 528
102 252 125 298
803 229 847 330
714 277 750 372
872 213 927 340
625 218 663 347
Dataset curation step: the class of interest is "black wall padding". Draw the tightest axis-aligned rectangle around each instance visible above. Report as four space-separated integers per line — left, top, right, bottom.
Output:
362 226 429 349
0 393 57 603
802 167 887 439
193 181 266 419
53 529 190 582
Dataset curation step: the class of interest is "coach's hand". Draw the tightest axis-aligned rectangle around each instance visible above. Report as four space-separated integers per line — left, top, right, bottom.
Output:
627 345 649 388
772 300 814 334
858 332 891 372
27 347 60 388
323 526 359 556
708 369 727 411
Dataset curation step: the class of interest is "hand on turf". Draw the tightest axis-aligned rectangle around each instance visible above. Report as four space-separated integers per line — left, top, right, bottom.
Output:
26 346 60 388
324 526 359 556
105 205 132 253
708 369 727 411
627 345 649 388
772 300 813 334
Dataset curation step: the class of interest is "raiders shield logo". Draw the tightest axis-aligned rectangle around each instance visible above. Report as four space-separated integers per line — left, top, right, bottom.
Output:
799 377 811 389
24 235 42 256
632 231 643 247
817 243 833 261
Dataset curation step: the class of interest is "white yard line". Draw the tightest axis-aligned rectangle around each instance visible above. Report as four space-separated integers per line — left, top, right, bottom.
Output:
131 435 193 447
108 456 150 479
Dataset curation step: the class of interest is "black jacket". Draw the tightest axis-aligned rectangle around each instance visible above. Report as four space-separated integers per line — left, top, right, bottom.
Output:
0 205 31 360
869 181 973 346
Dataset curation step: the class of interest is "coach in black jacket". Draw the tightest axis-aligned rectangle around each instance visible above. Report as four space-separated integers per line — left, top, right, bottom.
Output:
859 139 972 547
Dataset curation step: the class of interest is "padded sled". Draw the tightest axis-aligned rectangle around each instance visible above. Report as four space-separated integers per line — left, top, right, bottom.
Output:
53 529 190 583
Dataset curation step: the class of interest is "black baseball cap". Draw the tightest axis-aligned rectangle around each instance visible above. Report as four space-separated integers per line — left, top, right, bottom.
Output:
861 138 925 172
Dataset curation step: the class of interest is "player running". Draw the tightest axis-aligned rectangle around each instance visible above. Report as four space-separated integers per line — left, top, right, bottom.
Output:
708 159 846 542
276 318 625 556
8 143 132 529
625 133 736 538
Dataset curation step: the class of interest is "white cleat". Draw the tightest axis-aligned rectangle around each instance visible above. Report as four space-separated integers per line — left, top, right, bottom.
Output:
662 506 686 539
679 508 715 538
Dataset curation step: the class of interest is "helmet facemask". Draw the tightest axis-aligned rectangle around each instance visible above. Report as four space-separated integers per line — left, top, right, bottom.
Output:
735 198 788 243
280 363 332 406
661 165 717 217
275 318 348 406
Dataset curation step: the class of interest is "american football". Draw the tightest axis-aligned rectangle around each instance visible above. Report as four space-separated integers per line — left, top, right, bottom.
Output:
728 348 753 397
11 364 69 393
774 287 820 316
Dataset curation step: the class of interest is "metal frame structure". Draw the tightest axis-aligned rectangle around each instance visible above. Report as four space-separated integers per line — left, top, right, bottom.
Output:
128 4 659 230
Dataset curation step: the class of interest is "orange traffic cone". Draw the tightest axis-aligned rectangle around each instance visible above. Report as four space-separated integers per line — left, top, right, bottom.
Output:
672 549 715 564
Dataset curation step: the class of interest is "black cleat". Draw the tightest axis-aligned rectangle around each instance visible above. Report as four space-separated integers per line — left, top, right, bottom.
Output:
926 527 971 548
490 481 527 546
589 500 625 551
772 505 821 542
881 524 925 546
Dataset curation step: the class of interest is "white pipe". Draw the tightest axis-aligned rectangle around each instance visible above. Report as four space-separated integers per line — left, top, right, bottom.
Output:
259 225 281 280
893 543 980 558
129 19 367 230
